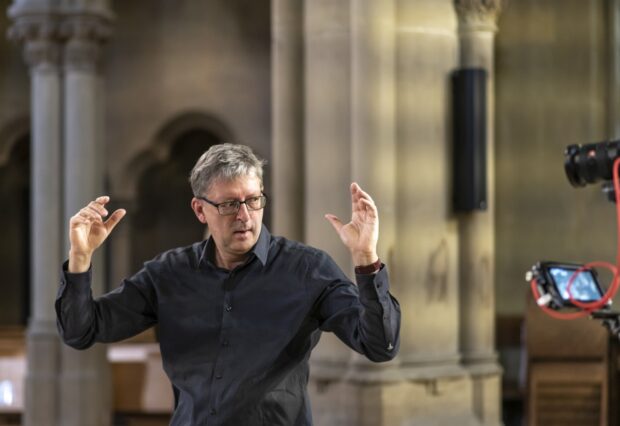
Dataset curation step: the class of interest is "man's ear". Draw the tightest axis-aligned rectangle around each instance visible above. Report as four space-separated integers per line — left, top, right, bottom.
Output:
191 198 209 224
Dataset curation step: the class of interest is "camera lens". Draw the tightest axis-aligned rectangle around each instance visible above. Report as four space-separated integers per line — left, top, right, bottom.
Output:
564 141 620 187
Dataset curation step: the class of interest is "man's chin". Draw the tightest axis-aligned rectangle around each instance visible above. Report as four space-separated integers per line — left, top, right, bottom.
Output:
229 235 257 252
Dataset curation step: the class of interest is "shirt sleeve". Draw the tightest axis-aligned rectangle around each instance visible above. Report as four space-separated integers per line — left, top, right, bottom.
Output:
309 251 401 362
55 261 158 350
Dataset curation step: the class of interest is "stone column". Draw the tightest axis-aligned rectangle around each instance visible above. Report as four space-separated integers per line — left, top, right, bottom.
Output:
7 8 63 425
349 0 397 380
303 0 354 339
350 0 396 257
393 0 464 379
348 2 400 425
302 2 361 424
379 0 493 424
271 0 305 241
59 11 113 426
454 1 502 424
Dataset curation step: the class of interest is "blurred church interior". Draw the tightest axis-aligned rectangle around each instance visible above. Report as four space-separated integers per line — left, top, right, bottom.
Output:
0 0 619 425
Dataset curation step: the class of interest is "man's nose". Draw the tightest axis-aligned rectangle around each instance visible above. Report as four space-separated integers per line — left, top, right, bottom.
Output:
236 202 251 221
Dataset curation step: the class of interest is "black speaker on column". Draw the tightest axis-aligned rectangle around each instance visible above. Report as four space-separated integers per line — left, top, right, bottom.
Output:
452 68 487 212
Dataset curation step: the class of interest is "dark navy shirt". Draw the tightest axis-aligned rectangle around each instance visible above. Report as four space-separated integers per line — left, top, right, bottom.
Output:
56 226 401 425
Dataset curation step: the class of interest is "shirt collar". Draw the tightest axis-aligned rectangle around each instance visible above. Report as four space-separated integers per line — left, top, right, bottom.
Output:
252 225 270 266
199 224 270 269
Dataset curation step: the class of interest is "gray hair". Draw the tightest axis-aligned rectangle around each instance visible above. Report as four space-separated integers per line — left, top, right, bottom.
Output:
189 143 266 196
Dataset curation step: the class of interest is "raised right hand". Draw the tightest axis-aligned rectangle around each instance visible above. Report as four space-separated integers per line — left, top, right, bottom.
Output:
68 196 126 273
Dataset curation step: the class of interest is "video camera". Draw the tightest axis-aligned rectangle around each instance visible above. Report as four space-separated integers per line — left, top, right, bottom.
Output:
564 140 620 201
527 140 620 339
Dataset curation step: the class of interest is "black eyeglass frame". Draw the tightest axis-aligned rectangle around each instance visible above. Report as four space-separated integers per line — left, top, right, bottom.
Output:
196 193 268 216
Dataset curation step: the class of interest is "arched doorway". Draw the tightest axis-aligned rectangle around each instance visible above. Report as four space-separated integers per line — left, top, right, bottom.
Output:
0 134 30 326
131 129 219 270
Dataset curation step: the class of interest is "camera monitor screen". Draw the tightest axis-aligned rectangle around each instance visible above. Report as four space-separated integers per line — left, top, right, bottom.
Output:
547 265 603 302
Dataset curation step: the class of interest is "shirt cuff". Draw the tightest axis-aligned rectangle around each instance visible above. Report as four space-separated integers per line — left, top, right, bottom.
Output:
59 260 93 297
356 264 389 300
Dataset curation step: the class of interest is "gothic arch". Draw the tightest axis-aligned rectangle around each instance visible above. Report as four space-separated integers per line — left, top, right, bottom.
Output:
116 111 235 200
0 116 29 167
0 116 31 326
118 111 234 271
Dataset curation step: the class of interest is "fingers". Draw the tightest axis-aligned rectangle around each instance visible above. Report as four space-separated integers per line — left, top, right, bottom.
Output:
104 209 126 233
351 182 374 202
73 207 102 227
70 196 119 228
77 205 105 224
359 198 378 218
324 214 344 233
350 182 377 215
88 197 110 217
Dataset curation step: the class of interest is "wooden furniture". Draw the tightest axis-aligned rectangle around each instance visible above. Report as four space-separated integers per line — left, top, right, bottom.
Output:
0 328 173 424
526 295 611 425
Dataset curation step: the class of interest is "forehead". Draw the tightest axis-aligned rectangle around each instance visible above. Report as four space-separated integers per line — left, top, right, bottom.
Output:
207 175 262 198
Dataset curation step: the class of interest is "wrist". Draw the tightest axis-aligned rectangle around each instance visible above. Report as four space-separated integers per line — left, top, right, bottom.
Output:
352 251 378 267
69 250 92 273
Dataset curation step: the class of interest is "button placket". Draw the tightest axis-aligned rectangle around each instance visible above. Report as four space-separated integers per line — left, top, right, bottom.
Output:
208 275 234 422
209 275 235 418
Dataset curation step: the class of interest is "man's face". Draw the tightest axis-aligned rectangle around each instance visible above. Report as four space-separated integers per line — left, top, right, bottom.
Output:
192 174 264 263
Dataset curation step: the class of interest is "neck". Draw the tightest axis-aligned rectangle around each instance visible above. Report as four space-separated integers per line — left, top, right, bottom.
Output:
215 249 248 271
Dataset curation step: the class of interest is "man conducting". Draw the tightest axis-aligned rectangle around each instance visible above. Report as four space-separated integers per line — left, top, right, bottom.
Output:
56 143 401 425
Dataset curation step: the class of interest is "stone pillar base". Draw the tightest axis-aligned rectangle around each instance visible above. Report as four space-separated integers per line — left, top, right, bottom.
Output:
309 373 497 426
60 345 111 426
24 320 60 426
469 372 502 426
464 354 503 425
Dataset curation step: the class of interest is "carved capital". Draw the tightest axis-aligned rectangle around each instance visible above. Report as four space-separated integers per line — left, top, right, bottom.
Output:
61 15 112 72
454 0 502 32
8 16 62 70
25 38 61 70
64 37 100 72
8 16 58 42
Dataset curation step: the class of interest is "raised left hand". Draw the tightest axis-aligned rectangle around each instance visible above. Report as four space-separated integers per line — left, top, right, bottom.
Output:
325 182 379 266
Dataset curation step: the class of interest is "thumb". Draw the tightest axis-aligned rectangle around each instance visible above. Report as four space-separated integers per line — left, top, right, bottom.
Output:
104 209 127 233
324 214 344 233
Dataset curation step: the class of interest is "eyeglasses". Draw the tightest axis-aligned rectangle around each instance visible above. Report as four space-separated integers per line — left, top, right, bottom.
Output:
197 193 267 216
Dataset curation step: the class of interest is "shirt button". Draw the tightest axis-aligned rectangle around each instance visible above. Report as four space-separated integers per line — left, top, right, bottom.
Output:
225 305 232 312
210 408 216 415
215 373 222 379
222 339 229 347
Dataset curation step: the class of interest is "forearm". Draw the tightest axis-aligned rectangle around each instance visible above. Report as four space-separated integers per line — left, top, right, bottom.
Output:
316 263 401 362
56 263 98 349
56 262 158 349
354 266 401 361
